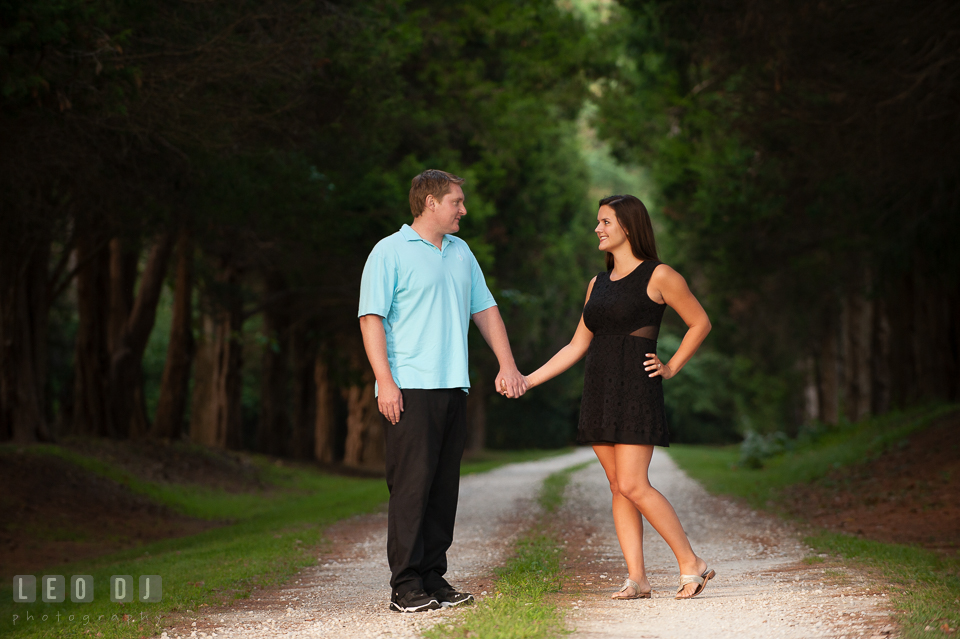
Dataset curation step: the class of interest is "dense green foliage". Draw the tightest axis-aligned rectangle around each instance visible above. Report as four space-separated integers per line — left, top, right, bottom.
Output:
1 0 611 450
3 0 956 451
594 0 960 436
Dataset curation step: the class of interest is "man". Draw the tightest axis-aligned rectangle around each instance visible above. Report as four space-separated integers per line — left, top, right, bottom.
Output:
358 169 526 612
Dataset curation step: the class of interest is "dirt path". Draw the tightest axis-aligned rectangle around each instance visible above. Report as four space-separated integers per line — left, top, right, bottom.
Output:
160 448 897 639
561 450 897 639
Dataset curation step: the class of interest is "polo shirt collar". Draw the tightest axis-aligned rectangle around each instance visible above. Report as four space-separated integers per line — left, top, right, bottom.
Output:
400 224 452 250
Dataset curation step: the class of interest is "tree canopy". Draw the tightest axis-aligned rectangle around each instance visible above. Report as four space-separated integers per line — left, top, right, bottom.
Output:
595 0 959 437
2 0 955 456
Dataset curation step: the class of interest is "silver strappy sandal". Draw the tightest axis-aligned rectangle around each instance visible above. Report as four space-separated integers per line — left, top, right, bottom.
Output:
675 568 716 599
612 578 652 600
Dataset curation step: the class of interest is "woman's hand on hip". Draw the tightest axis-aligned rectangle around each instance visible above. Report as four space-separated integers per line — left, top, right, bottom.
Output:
645 353 674 379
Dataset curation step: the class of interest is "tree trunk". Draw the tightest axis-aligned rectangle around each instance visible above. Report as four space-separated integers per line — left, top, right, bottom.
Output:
72 233 112 437
870 299 892 415
288 324 316 459
258 272 290 456
0 241 52 443
107 233 175 439
313 351 336 463
152 229 195 440
948 291 960 402
855 296 873 421
342 342 384 470
341 374 383 469
107 238 137 354
842 293 872 423
466 388 487 452
906 270 925 404
802 355 819 423
189 261 243 449
817 314 839 425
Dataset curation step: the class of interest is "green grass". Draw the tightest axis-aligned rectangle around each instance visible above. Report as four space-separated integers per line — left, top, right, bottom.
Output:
667 404 957 509
2 443 574 638
537 461 593 515
809 534 960 639
666 403 960 639
1 448 387 639
6 443 289 520
425 460 594 639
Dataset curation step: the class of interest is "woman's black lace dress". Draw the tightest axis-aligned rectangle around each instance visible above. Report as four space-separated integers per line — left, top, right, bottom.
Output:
578 260 669 446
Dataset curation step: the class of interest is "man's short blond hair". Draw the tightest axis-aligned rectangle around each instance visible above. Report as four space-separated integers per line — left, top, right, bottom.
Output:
409 169 465 217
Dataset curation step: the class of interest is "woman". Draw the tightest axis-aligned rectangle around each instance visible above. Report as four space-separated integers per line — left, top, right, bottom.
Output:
523 194 714 600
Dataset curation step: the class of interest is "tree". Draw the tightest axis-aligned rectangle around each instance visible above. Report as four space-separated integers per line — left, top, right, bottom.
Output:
595 0 960 434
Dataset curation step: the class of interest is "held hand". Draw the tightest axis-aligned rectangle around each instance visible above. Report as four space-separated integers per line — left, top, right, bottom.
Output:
496 367 527 398
644 353 674 379
377 380 404 424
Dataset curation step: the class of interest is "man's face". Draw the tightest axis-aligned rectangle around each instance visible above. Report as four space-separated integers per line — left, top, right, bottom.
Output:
428 184 467 234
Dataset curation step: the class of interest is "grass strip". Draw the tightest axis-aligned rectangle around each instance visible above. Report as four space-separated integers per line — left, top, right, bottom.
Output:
425 460 593 639
666 403 960 639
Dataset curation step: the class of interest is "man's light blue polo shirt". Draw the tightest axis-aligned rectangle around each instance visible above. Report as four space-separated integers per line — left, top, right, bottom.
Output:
358 224 496 394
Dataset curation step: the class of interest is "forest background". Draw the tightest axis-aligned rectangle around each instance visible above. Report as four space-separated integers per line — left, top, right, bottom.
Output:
1 0 957 468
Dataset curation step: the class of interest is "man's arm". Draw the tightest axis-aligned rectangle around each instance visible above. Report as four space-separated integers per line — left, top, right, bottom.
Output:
359 314 404 424
472 306 526 398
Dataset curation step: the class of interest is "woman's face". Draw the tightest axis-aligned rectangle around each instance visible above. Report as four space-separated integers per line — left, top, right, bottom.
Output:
595 205 628 252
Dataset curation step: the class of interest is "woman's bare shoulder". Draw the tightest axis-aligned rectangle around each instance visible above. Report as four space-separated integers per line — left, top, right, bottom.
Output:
650 262 685 284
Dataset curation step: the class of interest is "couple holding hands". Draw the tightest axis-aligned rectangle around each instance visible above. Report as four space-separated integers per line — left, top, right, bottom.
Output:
359 170 714 613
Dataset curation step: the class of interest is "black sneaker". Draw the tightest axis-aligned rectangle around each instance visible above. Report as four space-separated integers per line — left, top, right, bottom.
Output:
430 585 474 608
390 589 441 613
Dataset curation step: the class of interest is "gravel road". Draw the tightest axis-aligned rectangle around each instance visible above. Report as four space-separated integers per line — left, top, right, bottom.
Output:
160 447 896 639
562 450 896 639
160 448 596 639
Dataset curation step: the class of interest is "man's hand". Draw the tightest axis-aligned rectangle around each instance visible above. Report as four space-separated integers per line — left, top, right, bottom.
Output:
378 379 404 424
496 367 527 398
359 314 405 424
473 307 526 399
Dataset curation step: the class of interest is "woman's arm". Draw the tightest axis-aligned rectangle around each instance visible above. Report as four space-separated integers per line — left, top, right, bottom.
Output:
525 277 596 389
645 265 711 379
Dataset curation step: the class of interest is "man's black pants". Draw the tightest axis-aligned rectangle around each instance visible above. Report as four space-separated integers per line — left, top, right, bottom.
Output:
384 388 467 599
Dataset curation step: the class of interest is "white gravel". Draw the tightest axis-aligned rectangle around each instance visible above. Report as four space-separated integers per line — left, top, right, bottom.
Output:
159 447 897 639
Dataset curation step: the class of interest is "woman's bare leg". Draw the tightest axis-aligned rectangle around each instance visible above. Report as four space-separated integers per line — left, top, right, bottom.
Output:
593 444 650 595
613 444 707 598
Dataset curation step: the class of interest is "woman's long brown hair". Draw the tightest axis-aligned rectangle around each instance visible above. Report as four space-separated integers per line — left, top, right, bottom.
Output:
599 194 659 271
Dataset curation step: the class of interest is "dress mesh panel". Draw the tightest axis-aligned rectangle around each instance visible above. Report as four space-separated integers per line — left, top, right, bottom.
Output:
630 326 659 340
